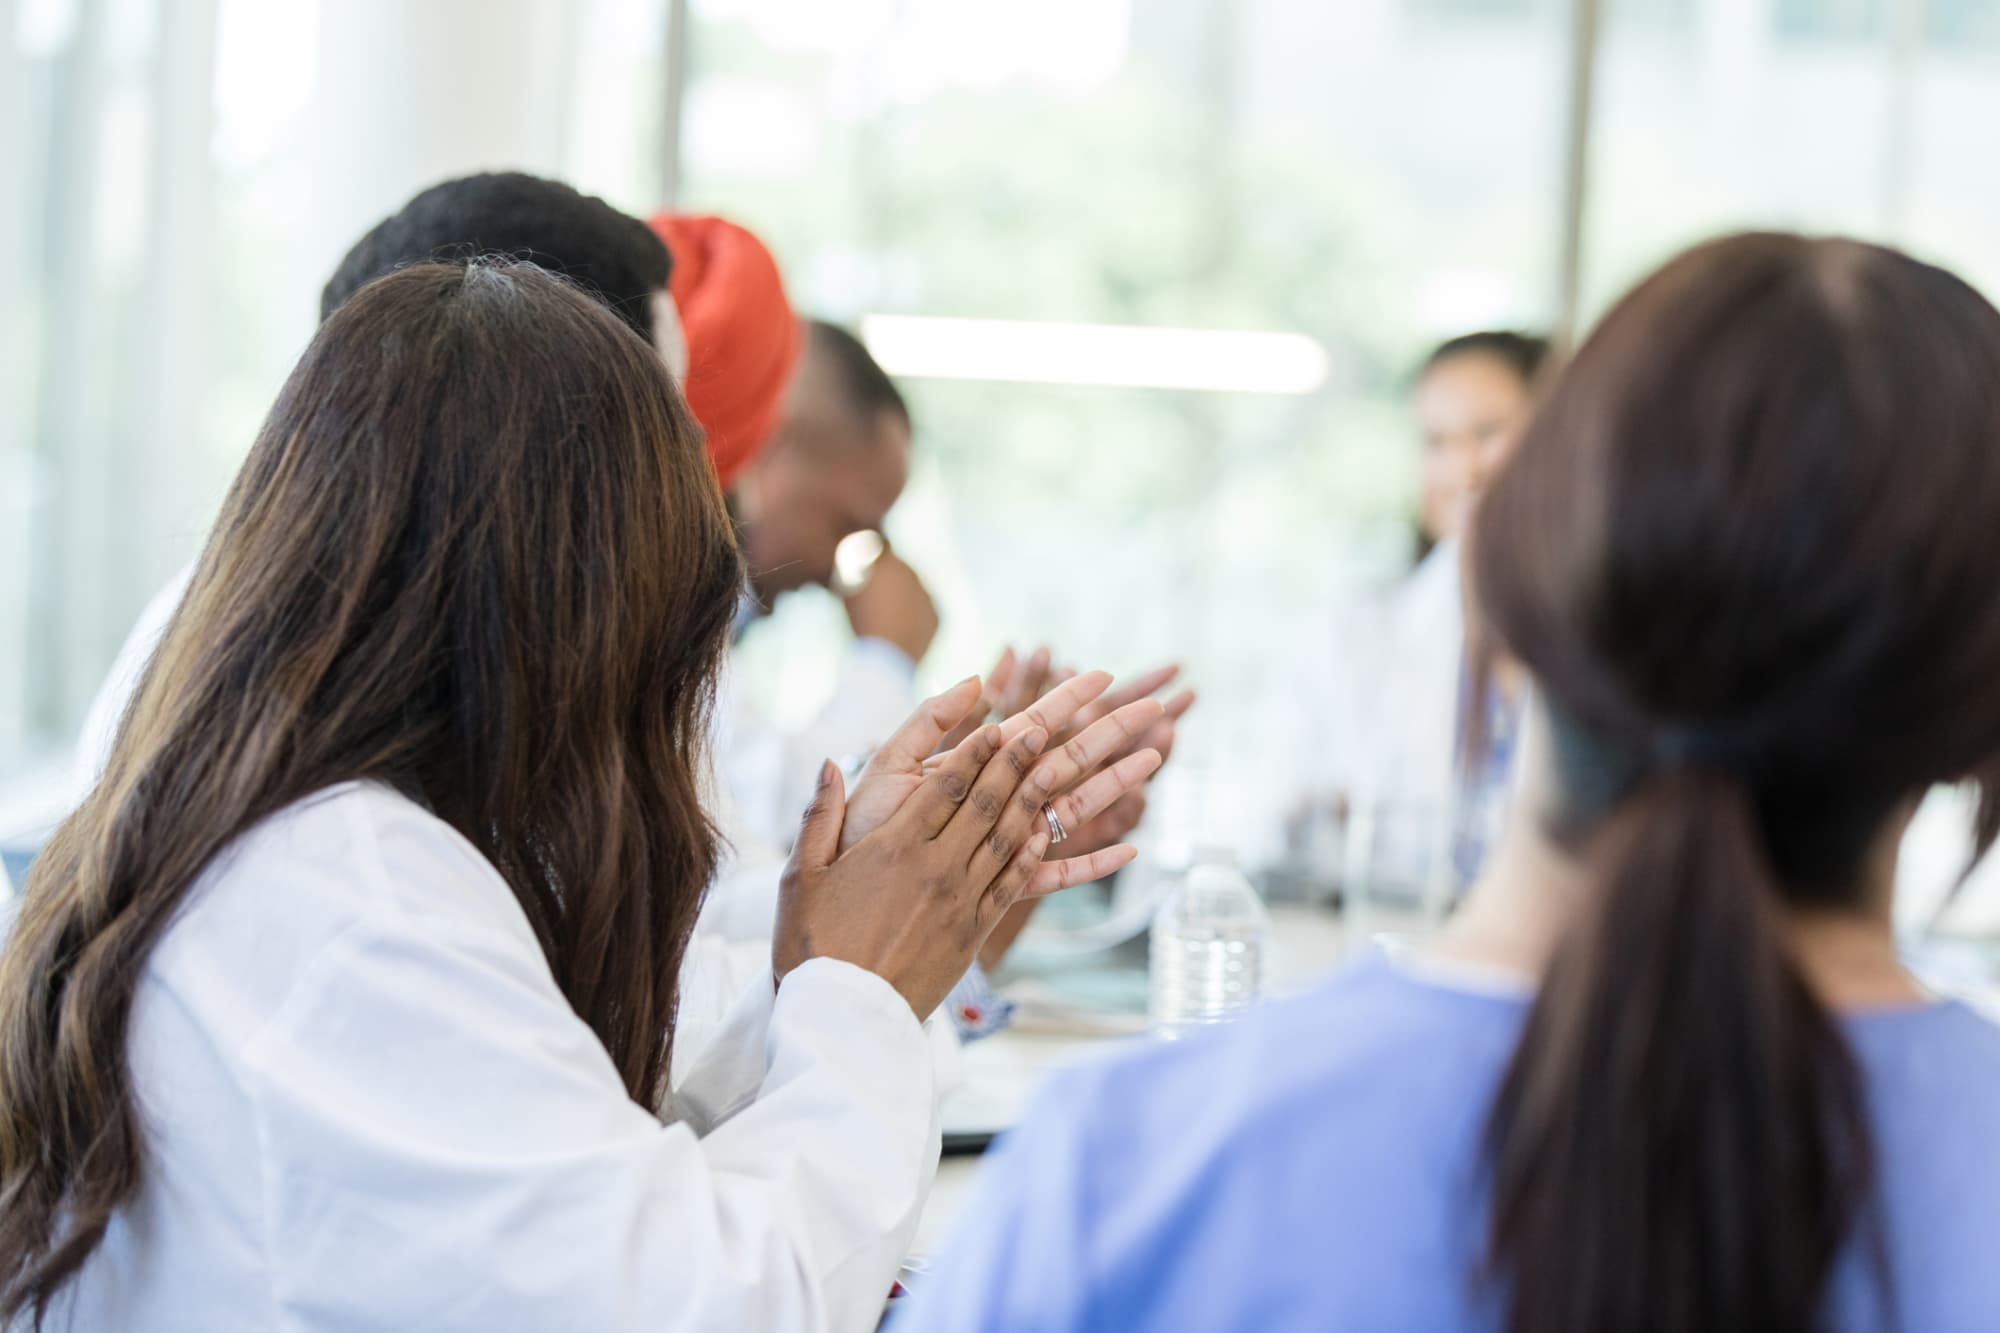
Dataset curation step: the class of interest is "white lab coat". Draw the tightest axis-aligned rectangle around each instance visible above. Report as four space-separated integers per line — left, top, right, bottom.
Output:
701 634 918 943
715 637 919 853
1897 785 2000 939
1346 543 1467 812
1260 543 1467 846
696 640 963 1095
74 561 196 793
52 782 937 1332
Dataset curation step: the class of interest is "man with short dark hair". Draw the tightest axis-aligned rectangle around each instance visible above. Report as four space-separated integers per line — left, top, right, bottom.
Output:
737 320 921 605
739 320 916 593
593 212 943 902
325 171 690 377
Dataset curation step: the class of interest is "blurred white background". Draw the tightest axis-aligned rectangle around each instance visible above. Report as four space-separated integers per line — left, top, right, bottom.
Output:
4 0 1999 846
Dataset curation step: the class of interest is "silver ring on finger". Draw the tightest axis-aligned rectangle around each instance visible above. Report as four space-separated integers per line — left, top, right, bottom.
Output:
1043 804 1068 844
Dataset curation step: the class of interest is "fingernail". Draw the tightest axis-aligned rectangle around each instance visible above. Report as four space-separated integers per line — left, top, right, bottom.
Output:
818 759 836 788
1024 726 1049 753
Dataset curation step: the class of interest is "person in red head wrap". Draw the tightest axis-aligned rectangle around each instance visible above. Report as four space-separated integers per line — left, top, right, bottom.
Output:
648 214 921 634
644 214 934 888
648 213 802 491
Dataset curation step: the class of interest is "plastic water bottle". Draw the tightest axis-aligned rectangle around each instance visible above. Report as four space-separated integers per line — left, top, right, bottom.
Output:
1148 851 1270 1039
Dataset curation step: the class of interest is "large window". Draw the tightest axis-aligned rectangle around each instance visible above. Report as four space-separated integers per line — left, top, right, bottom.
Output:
6 0 1998 850
0 0 674 832
685 0 1570 841
1582 0 2000 317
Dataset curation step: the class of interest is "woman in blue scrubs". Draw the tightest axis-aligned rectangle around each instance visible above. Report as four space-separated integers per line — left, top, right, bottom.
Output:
898 233 2000 1333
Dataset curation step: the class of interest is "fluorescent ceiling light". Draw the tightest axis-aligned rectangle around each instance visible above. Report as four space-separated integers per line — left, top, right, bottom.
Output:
860 315 1330 395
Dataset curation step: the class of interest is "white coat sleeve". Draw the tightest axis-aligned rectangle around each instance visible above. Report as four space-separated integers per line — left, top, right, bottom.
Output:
239 858 938 1330
667 930 783 1124
803 638 924 767
1245 591 1376 862
722 638 919 853
698 824 793 943
672 928 967 1122
75 561 197 788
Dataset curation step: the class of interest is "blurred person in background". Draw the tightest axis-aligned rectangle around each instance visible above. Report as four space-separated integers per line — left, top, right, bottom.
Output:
1266 330 1546 896
619 242 1190 947
681 304 940 864
896 233 2000 1333
650 216 956 754
640 230 1188 884
599 212 1188 1029
1414 332 1547 558
0 258 1162 1332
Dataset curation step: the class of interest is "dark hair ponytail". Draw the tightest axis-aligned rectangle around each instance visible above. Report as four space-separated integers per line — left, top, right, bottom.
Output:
1468 232 2000 1332
1486 760 1874 1333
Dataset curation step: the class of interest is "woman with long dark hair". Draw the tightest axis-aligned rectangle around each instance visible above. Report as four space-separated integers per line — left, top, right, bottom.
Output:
0 260 1159 1331
896 233 2000 1332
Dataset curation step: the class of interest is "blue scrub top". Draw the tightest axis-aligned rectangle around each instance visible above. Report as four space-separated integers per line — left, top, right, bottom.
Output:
897 953 2000 1332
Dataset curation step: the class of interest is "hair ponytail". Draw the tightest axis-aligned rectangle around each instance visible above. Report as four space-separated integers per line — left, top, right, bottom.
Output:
1463 232 2000 1333
1484 763 1876 1333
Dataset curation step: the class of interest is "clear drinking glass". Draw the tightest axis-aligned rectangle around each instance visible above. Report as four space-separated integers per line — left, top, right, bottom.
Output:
1340 797 1454 959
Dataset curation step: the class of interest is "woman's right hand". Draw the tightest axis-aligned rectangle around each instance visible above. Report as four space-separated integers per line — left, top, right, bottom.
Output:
772 702 1155 1018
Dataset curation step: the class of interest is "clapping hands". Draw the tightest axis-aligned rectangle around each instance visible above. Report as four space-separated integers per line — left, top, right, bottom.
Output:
773 673 1166 1017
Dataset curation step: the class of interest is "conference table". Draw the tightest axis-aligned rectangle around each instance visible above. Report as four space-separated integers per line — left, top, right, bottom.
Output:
914 902 1355 1255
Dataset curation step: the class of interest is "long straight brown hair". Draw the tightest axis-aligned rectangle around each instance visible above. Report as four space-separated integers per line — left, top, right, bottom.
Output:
1470 234 2000 1332
0 260 743 1323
